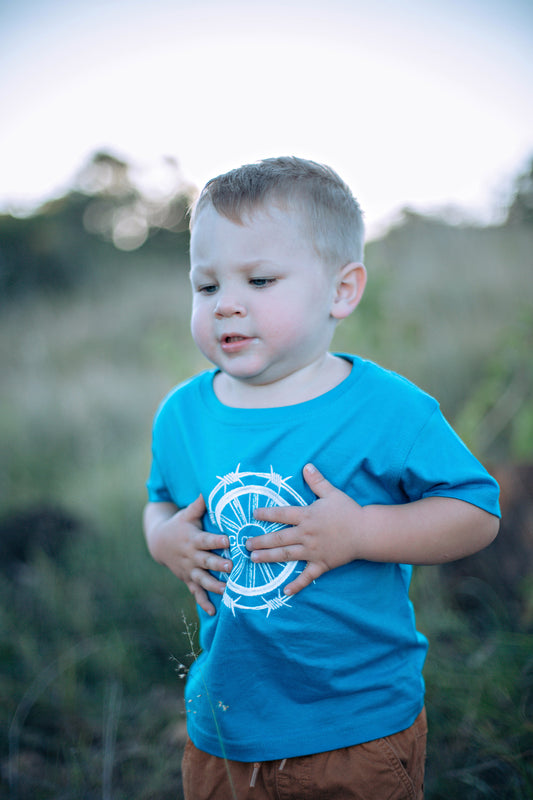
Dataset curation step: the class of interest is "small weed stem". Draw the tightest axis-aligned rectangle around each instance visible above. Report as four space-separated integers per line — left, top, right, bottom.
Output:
181 612 238 800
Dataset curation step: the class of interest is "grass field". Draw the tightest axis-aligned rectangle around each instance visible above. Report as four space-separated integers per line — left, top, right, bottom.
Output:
1 215 532 798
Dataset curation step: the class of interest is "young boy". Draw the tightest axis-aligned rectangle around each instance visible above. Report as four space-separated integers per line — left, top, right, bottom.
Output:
144 157 500 799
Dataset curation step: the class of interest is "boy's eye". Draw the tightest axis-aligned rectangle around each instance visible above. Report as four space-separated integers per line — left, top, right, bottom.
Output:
250 278 276 288
198 284 218 295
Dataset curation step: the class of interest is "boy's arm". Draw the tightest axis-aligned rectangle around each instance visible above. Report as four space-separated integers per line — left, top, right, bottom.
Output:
248 463 500 597
143 498 232 615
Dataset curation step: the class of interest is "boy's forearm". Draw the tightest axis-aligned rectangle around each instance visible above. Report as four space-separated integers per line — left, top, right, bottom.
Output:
356 497 499 565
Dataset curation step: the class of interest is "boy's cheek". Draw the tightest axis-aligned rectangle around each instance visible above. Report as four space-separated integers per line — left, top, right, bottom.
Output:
190 314 210 349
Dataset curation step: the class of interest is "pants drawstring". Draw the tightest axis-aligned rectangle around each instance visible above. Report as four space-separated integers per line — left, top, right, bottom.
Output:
250 762 261 787
250 758 287 787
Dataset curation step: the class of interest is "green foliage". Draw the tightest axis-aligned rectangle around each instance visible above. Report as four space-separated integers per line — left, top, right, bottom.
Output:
413 567 533 798
454 311 533 460
1 534 196 799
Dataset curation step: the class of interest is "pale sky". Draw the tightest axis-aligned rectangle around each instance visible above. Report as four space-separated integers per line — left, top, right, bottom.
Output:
1 0 532 235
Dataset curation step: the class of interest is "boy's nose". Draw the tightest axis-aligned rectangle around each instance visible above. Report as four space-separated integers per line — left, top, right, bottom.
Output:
214 296 246 318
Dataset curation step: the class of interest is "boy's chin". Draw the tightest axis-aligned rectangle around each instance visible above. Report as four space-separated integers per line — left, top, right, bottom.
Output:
213 366 284 395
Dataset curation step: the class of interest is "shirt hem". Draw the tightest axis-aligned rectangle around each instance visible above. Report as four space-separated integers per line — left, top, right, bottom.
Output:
187 700 425 762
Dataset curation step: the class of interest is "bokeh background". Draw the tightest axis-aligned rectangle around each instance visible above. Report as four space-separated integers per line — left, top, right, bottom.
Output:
1 1 532 798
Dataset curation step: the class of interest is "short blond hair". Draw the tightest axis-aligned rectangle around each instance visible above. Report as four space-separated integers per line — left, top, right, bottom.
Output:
190 156 365 266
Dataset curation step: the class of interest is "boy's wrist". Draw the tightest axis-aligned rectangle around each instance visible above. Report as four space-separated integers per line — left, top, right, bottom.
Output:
143 502 177 563
354 503 414 563
353 504 382 562
146 518 169 564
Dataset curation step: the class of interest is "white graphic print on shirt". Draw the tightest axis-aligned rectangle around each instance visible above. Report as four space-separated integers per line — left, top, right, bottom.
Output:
207 465 306 615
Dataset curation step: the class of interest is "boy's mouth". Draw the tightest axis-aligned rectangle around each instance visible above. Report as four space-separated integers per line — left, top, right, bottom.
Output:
220 334 253 352
223 335 246 343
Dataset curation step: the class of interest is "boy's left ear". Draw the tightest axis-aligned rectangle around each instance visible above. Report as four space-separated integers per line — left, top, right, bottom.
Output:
330 262 367 320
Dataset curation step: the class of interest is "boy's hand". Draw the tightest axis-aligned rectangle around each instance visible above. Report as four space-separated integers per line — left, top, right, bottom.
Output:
144 496 232 616
247 464 361 596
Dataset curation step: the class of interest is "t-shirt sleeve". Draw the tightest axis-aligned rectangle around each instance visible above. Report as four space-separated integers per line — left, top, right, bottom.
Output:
144 378 202 508
399 407 501 517
145 402 175 503
146 450 174 503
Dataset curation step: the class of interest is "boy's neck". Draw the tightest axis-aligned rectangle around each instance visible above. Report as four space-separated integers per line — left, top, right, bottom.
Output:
213 353 352 409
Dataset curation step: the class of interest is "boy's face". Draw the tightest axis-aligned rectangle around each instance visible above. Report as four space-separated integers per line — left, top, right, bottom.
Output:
189 202 341 391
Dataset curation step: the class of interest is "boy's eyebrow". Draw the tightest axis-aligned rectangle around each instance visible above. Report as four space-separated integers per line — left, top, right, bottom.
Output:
189 264 216 276
191 259 282 274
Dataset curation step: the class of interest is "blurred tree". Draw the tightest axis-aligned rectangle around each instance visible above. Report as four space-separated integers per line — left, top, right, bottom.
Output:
506 157 533 226
0 151 195 303
77 151 194 251
0 192 96 299
76 151 132 197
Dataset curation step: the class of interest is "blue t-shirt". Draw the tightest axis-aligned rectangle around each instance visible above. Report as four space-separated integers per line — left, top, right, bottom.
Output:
147 355 500 761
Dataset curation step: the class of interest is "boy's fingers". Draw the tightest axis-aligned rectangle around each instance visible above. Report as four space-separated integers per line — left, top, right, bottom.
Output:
187 582 216 616
183 493 207 521
246 525 300 552
250 544 303 563
188 566 232 616
201 552 232 573
198 531 230 551
190 568 228 595
283 562 324 596
303 463 335 497
253 505 303 526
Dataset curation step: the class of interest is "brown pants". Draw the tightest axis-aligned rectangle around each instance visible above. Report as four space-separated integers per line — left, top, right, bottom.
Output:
182 707 427 800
